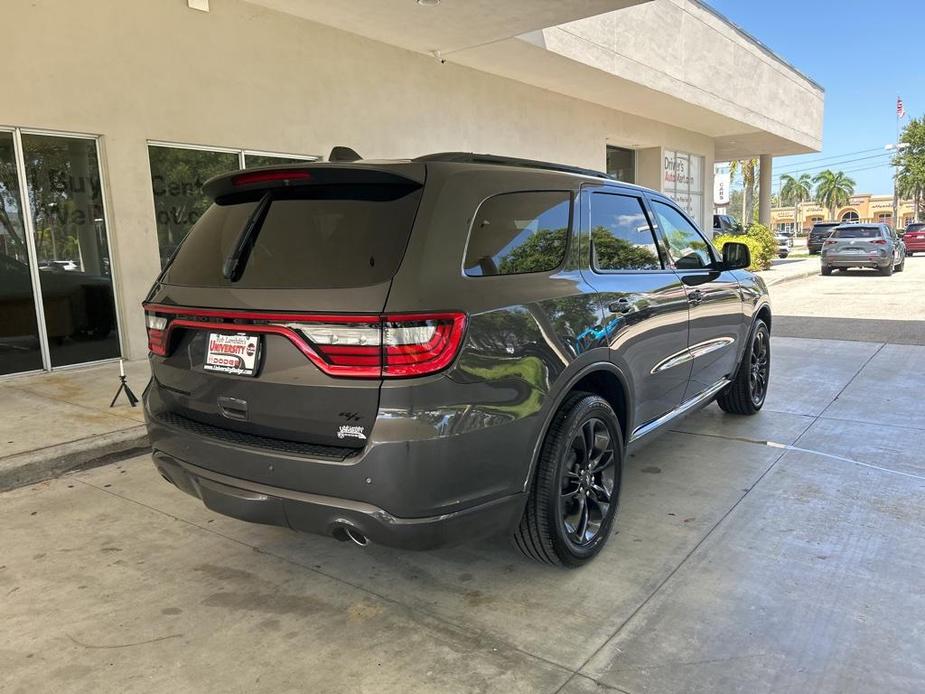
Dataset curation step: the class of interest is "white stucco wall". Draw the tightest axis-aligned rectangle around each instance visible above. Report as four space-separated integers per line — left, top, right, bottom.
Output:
4 0 715 361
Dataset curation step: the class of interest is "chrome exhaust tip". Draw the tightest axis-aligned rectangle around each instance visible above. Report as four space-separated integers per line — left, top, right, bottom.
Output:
344 527 369 547
331 524 369 547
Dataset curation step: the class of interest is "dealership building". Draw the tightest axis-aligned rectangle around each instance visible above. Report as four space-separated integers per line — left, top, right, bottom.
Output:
1 0 823 377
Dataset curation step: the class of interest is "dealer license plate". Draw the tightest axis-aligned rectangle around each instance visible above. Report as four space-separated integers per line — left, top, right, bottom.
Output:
204 333 261 376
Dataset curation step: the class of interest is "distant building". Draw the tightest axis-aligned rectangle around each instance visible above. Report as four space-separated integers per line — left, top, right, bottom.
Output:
771 194 918 233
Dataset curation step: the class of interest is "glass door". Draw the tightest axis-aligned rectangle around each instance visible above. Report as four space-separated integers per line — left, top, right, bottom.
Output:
0 128 121 376
0 131 44 375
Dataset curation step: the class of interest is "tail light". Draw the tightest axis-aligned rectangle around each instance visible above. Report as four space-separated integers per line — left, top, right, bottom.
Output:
145 312 169 356
142 305 466 379
824 238 837 244
871 239 887 245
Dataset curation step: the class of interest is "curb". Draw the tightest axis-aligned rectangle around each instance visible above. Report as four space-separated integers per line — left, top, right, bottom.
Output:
0 426 150 492
763 266 819 287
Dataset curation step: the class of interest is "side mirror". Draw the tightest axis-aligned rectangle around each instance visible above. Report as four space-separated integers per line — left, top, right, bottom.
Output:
722 241 750 270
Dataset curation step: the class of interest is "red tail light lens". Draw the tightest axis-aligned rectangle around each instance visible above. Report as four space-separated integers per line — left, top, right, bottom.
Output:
145 311 169 356
383 313 467 377
231 169 312 187
871 238 887 245
142 305 466 378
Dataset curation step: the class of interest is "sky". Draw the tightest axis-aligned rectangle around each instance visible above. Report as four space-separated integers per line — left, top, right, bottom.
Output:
707 0 925 195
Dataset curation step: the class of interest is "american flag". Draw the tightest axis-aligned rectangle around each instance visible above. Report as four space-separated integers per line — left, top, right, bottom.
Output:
897 96 906 119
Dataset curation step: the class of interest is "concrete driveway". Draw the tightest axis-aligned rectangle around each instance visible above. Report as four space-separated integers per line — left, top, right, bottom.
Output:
4 261 925 693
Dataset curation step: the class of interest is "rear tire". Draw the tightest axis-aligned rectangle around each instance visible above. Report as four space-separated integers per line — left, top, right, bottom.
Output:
717 320 770 416
513 393 623 568
880 263 894 276
821 266 832 276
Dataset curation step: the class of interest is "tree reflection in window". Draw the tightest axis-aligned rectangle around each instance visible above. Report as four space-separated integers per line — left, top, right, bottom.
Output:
590 193 662 271
652 201 712 269
464 192 571 277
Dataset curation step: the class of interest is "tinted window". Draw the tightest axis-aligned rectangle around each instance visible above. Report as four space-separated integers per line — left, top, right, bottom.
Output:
651 200 713 269
834 226 880 239
590 193 662 271
464 191 570 277
164 184 423 288
907 223 925 232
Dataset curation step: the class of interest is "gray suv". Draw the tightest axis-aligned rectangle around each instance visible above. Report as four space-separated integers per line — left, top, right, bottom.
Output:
820 223 906 275
143 153 771 567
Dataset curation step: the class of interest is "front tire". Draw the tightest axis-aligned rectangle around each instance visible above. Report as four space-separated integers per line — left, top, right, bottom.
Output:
717 320 770 416
896 256 905 272
821 266 832 276
514 393 622 567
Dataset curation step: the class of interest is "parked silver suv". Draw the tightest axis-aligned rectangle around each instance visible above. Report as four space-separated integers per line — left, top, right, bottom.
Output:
821 223 905 276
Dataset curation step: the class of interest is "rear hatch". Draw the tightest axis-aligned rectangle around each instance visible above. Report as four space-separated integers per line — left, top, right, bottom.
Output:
824 226 885 256
905 223 925 245
810 223 839 244
144 163 428 451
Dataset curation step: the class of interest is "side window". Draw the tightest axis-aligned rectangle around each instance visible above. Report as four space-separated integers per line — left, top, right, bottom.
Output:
589 193 662 271
464 191 571 277
651 200 714 269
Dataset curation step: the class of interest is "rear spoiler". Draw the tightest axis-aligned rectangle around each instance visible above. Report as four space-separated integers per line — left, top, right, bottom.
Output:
202 162 426 201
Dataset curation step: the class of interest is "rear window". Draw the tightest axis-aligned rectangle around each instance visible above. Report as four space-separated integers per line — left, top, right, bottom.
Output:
833 226 881 239
163 184 423 288
812 224 838 232
464 191 571 277
907 223 925 232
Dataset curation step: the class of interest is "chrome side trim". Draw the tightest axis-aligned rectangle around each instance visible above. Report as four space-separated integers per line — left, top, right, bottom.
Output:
650 337 734 375
650 348 693 375
629 378 730 443
689 336 735 360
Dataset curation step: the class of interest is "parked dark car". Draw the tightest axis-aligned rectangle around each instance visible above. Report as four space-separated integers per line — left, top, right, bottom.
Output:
820 223 905 275
142 153 772 567
807 221 840 254
903 222 925 256
713 214 743 235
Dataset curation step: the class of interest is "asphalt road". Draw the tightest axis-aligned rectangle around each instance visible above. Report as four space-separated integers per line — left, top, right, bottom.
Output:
769 252 925 345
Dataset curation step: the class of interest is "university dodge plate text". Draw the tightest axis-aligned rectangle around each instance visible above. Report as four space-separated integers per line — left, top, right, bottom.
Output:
204 333 261 376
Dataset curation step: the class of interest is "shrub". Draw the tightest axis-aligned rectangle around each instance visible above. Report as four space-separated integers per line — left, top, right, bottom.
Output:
713 233 766 272
745 223 776 270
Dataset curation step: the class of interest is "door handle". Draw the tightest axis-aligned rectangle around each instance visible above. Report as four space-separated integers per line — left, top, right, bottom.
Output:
687 290 704 306
608 298 633 314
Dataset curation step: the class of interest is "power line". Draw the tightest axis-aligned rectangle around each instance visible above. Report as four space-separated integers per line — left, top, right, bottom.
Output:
774 146 885 170
776 151 893 177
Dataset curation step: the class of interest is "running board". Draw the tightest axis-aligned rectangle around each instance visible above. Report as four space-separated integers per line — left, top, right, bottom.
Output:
629 378 730 443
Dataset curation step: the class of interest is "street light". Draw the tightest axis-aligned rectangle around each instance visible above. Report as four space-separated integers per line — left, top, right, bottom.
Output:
886 142 910 229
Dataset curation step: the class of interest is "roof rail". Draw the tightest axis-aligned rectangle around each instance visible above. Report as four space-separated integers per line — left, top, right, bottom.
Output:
413 152 615 181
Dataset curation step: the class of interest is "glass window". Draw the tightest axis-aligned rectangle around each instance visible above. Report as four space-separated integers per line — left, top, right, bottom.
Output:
833 226 880 239
662 150 705 227
148 145 240 268
22 134 120 367
589 193 661 271
165 184 424 289
464 192 570 277
244 153 318 168
0 131 43 374
652 200 714 270
605 146 635 184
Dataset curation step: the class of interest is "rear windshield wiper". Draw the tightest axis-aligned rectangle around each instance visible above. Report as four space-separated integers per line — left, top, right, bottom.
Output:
222 192 272 281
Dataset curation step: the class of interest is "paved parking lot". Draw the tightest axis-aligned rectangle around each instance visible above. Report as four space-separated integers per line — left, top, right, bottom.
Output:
771 251 925 345
3 329 923 694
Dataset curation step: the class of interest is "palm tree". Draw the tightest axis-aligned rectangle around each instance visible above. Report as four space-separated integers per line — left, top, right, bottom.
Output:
730 159 759 223
780 173 813 234
813 170 855 220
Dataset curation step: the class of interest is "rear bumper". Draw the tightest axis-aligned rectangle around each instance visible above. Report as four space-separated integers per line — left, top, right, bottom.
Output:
823 254 890 268
152 450 525 549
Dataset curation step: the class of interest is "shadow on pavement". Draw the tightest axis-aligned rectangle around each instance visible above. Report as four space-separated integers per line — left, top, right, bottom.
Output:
775 315 925 346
